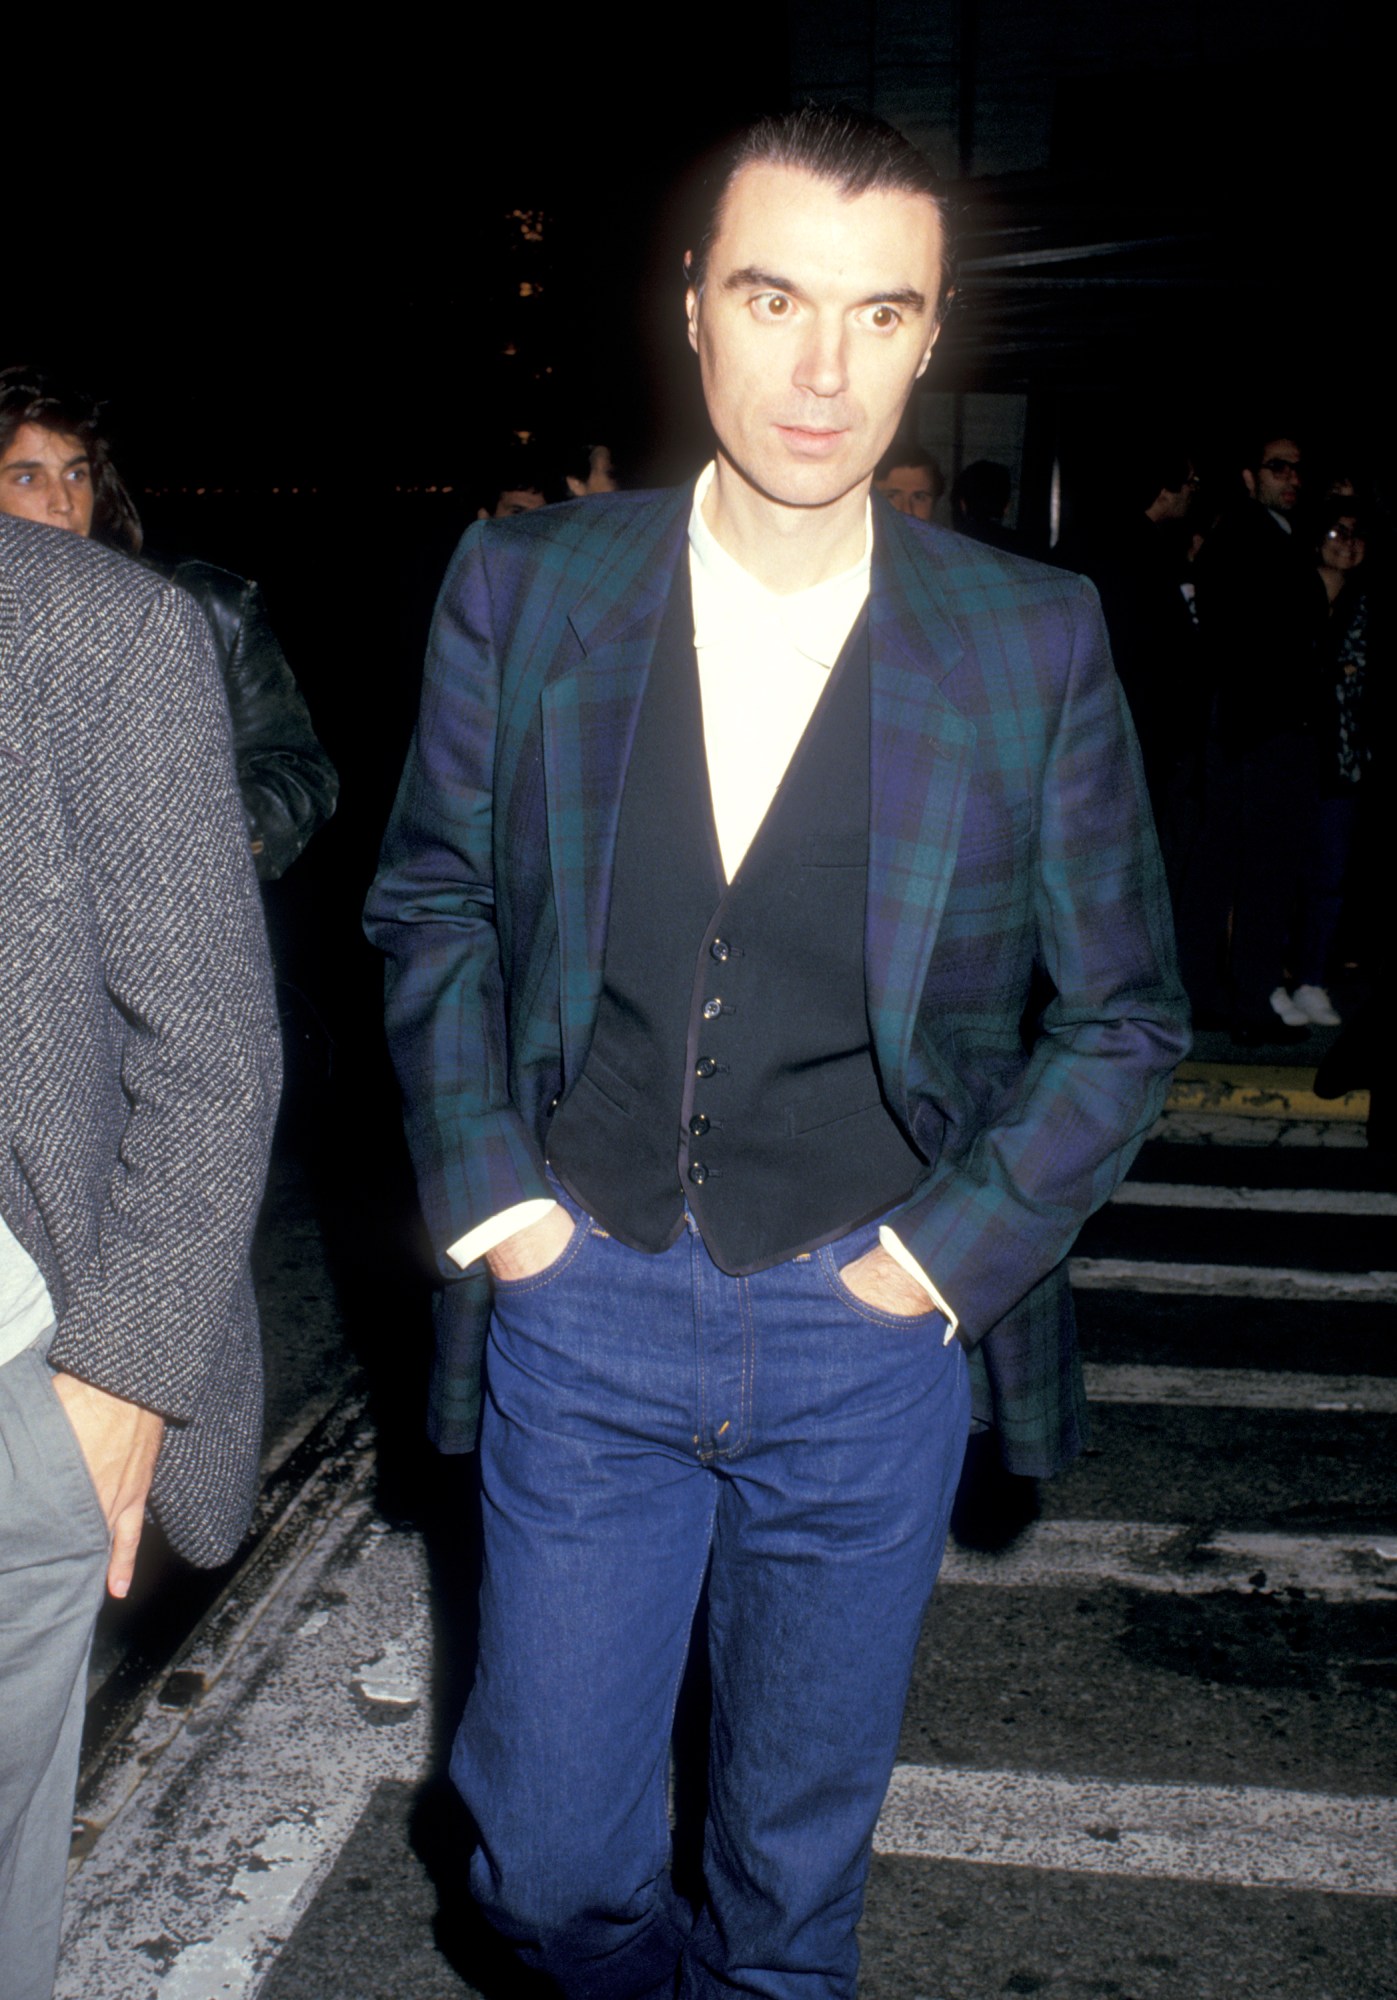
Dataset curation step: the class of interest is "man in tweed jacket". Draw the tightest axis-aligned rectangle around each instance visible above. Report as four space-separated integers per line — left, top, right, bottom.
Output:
368 109 1188 1998
0 513 280 1999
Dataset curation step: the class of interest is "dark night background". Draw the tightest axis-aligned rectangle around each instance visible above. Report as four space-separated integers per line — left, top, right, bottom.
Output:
8 2 1389 1290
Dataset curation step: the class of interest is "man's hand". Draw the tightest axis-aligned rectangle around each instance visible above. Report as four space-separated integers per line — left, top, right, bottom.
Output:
837 1243 934 1317
485 1204 577 1283
50 1374 165 1599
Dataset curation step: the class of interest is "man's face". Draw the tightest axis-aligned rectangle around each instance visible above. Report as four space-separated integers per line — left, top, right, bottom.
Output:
686 163 943 513
876 462 937 521
479 487 547 521
1247 439 1302 513
0 422 94 536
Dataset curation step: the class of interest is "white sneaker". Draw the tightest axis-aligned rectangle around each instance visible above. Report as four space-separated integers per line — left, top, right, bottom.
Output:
1291 984 1341 1026
1269 986 1309 1027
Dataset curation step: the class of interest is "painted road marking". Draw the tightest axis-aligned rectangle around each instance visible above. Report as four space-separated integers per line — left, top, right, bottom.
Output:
874 1764 1397 1896
1070 1258 1397 1303
939 1520 1397 1601
1111 1182 1397 1218
1083 1363 1397 1414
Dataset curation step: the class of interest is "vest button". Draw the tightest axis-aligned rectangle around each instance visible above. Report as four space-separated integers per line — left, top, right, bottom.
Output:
695 1056 717 1079
689 1161 709 1185
709 937 731 963
702 998 723 1020
689 1113 709 1138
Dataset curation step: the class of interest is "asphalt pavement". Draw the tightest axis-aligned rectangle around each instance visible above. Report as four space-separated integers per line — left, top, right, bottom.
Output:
55 1060 1397 2000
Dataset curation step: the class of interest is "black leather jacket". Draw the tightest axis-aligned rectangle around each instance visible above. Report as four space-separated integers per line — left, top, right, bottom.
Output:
155 558 338 880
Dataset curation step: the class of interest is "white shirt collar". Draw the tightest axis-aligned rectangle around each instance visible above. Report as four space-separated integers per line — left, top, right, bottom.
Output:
687 462 872 669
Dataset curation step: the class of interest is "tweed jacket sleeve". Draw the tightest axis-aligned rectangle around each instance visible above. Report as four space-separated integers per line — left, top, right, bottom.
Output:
1 525 281 1427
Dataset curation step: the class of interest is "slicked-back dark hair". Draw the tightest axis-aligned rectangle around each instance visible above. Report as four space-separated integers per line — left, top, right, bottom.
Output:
689 104 956 323
0 364 144 554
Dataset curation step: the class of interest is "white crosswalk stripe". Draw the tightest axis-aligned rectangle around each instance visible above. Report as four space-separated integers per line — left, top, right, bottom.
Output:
874 1765 1397 1895
1110 1182 1397 1217
1069 1257 1397 1302
1084 1362 1397 1412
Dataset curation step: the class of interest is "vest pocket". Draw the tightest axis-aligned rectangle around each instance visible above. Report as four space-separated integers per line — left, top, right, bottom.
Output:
566 1053 638 1119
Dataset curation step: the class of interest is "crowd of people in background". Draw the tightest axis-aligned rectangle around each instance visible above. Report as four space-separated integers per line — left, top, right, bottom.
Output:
1068 431 1386 1100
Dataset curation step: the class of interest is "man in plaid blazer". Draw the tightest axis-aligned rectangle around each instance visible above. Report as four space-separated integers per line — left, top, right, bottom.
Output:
368 107 1187 2000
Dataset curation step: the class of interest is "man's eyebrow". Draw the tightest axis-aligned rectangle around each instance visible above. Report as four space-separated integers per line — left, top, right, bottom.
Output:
722 265 804 296
867 286 928 312
0 452 91 472
720 267 928 313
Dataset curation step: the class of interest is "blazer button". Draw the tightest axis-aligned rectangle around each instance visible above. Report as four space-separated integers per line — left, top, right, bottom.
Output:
689 1113 709 1138
695 1056 717 1079
709 937 731 963
702 998 723 1020
689 1161 709 1185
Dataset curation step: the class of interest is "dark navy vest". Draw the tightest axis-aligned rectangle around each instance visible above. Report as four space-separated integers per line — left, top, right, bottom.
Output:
547 564 925 1273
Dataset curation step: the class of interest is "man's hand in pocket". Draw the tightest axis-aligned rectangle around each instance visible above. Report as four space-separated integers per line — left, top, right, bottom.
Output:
837 1244 932 1317
486 1204 577 1282
50 1374 164 1599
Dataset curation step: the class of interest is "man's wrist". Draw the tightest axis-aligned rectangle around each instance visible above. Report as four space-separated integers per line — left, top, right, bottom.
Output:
448 1198 559 1271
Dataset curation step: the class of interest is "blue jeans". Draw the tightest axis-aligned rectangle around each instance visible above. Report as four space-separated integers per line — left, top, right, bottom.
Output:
452 1186 971 1999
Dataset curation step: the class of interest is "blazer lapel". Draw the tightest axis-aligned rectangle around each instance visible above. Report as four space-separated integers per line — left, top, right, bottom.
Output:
540 488 691 1079
866 510 978 1102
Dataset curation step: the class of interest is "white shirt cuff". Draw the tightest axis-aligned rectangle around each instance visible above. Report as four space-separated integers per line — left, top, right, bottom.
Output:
879 1226 960 1346
447 1198 559 1271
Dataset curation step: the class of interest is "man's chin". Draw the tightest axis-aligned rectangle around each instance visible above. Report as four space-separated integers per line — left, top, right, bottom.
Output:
719 450 872 515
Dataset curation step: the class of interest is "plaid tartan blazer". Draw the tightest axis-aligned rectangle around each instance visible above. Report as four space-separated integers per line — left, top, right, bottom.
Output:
366 483 1189 1477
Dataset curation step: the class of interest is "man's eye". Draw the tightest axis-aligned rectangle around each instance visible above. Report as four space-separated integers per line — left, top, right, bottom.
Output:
868 305 900 329
754 294 792 319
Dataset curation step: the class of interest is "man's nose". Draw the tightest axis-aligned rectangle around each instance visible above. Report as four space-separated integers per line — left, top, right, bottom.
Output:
48 483 72 517
793 315 848 397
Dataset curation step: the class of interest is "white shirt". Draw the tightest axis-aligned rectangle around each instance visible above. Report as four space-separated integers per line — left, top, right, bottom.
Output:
688 460 869 879
0 1204 54 1368
448 470 958 1340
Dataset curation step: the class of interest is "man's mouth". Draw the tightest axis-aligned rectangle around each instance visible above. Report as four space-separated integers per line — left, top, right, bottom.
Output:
776 424 849 454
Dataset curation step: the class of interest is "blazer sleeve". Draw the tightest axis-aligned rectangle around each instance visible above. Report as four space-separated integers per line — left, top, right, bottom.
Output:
45 580 281 1419
889 577 1190 1343
364 527 553 1268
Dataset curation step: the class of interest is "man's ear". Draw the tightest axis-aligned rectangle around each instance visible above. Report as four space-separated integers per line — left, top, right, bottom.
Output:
914 319 942 381
565 475 587 499
685 253 701 354
1241 468 1257 501
476 506 490 522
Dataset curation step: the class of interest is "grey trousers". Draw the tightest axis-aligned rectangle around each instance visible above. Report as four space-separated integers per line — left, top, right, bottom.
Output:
0 1337 109 2000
